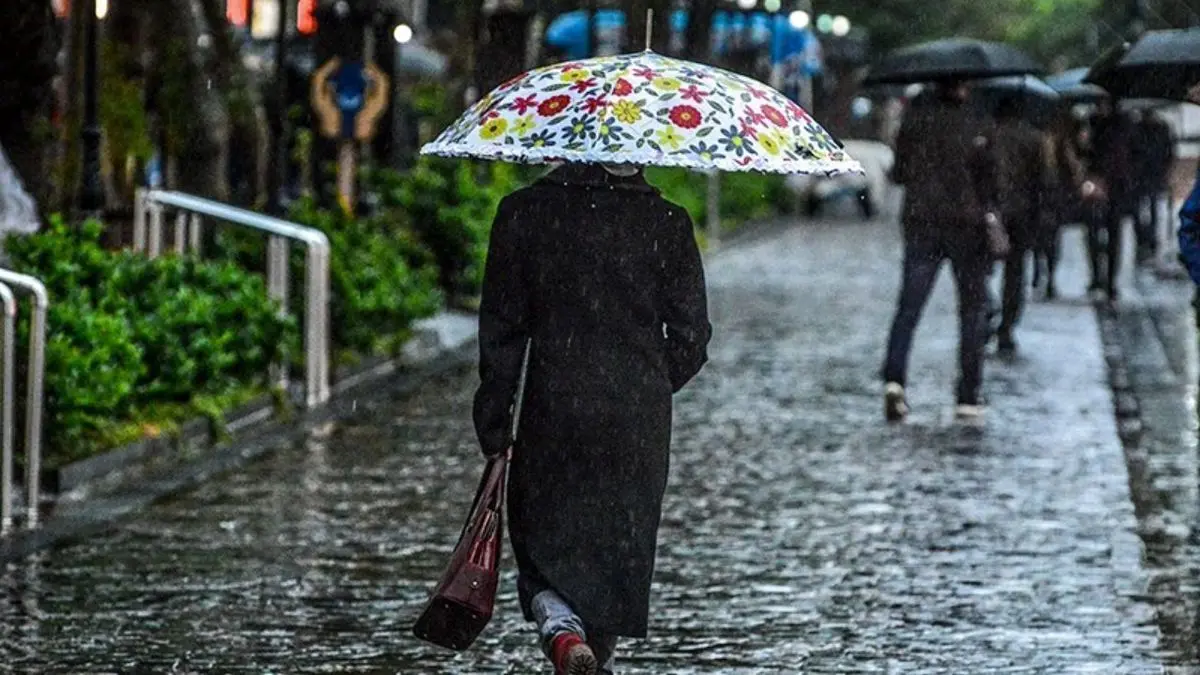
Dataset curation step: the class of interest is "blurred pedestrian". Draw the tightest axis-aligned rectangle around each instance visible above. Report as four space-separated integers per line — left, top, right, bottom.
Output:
1086 99 1137 303
474 162 712 675
992 95 1049 354
1033 108 1088 300
1133 110 1175 264
1176 83 1200 285
883 78 1002 421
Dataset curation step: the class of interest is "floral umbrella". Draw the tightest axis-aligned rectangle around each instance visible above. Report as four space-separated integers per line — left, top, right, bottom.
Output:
421 52 862 176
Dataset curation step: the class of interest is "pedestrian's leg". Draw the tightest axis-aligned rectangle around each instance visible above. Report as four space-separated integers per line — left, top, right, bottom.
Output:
1086 205 1104 291
530 587 598 673
1045 225 1061 299
1149 191 1161 255
997 244 1027 351
531 589 588 654
950 252 989 407
1106 204 1124 300
882 243 942 387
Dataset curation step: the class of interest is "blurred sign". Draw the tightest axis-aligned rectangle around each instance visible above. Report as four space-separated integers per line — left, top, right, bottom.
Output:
311 58 390 141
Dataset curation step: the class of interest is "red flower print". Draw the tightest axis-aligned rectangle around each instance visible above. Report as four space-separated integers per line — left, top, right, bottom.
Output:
584 96 608 114
537 95 572 117
613 79 633 96
749 86 770 100
761 105 788 128
571 78 597 94
669 105 703 129
680 85 708 103
510 94 538 114
481 110 501 122
560 62 582 72
737 156 754 166
740 118 759 138
745 109 768 126
633 67 658 80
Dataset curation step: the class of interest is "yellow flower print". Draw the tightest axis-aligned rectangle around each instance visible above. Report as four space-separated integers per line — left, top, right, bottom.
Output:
656 126 684 150
652 77 682 91
561 69 590 83
511 115 536 137
612 99 643 124
757 130 782 156
479 117 508 140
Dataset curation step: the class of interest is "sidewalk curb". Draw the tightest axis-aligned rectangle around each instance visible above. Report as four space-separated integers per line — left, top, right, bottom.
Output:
1 312 479 563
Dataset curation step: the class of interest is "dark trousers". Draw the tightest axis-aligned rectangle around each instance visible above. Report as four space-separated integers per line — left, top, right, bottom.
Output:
999 218 1035 339
1136 189 1165 259
1085 199 1127 295
883 237 990 403
999 246 1029 339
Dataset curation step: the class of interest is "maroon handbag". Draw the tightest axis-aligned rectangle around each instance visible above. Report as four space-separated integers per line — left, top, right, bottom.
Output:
411 452 508 650
412 340 530 651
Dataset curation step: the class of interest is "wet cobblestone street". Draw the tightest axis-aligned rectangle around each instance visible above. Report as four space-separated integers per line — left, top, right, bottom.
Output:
0 216 1179 673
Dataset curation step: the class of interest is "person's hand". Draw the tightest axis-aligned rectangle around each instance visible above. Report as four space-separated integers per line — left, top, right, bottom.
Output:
1081 179 1107 201
1188 82 1200 106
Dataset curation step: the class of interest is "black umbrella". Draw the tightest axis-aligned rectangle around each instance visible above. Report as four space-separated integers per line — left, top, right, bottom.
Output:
1045 67 1108 101
971 75 1060 128
1084 28 1200 102
863 38 1044 85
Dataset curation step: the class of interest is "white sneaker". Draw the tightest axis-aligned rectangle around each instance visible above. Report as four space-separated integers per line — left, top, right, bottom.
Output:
884 382 908 422
954 403 986 419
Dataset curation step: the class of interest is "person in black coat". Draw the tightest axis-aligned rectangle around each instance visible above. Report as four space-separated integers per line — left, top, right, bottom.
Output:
883 79 1000 422
992 95 1049 353
473 161 712 675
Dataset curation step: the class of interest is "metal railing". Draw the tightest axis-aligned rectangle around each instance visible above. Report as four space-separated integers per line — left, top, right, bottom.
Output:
133 189 332 408
0 269 47 536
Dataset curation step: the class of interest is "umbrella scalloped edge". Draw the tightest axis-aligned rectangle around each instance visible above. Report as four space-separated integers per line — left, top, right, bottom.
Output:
420 142 865 177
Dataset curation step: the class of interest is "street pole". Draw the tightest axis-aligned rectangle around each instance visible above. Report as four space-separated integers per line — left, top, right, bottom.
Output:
267 0 291 215
78 0 105 214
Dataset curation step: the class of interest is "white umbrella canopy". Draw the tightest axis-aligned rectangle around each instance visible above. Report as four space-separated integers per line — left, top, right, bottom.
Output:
421 51 862 176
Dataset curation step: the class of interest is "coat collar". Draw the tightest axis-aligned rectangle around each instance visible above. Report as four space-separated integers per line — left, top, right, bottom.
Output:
539 163 655 192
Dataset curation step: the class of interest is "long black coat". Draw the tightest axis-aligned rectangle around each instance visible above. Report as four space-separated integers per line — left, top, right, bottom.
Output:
473 163 711 637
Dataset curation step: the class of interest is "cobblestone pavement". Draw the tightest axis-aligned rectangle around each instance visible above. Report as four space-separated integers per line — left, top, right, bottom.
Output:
0 216 1172 673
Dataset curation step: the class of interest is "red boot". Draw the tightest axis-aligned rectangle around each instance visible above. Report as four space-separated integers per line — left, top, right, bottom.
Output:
550 632 597 675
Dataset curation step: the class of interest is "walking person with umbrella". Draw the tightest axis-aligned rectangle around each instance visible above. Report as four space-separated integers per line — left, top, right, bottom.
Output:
863 38 1040 420
992 94 1050 354
880 77 1002 420
415 44 860 673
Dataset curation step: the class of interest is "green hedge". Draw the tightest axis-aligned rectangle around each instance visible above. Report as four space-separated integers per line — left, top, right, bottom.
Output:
371 158 528 299
5 218 297 465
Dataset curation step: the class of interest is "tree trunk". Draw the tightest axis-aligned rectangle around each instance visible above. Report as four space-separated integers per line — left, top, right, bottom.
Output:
198 0 269 207
162 0 230 201
51 1 86 216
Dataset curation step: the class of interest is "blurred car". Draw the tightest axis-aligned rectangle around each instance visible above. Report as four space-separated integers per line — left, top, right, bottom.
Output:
786 138 894 219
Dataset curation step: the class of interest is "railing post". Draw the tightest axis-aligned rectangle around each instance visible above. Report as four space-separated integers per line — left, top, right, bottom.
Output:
305 244 331 407
148 203 164 258
133 189 147 251
706 170 721 248
174 211 188 254
267 236 290 393
0 283 14 535
0 270 49 529
189 214 203 253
